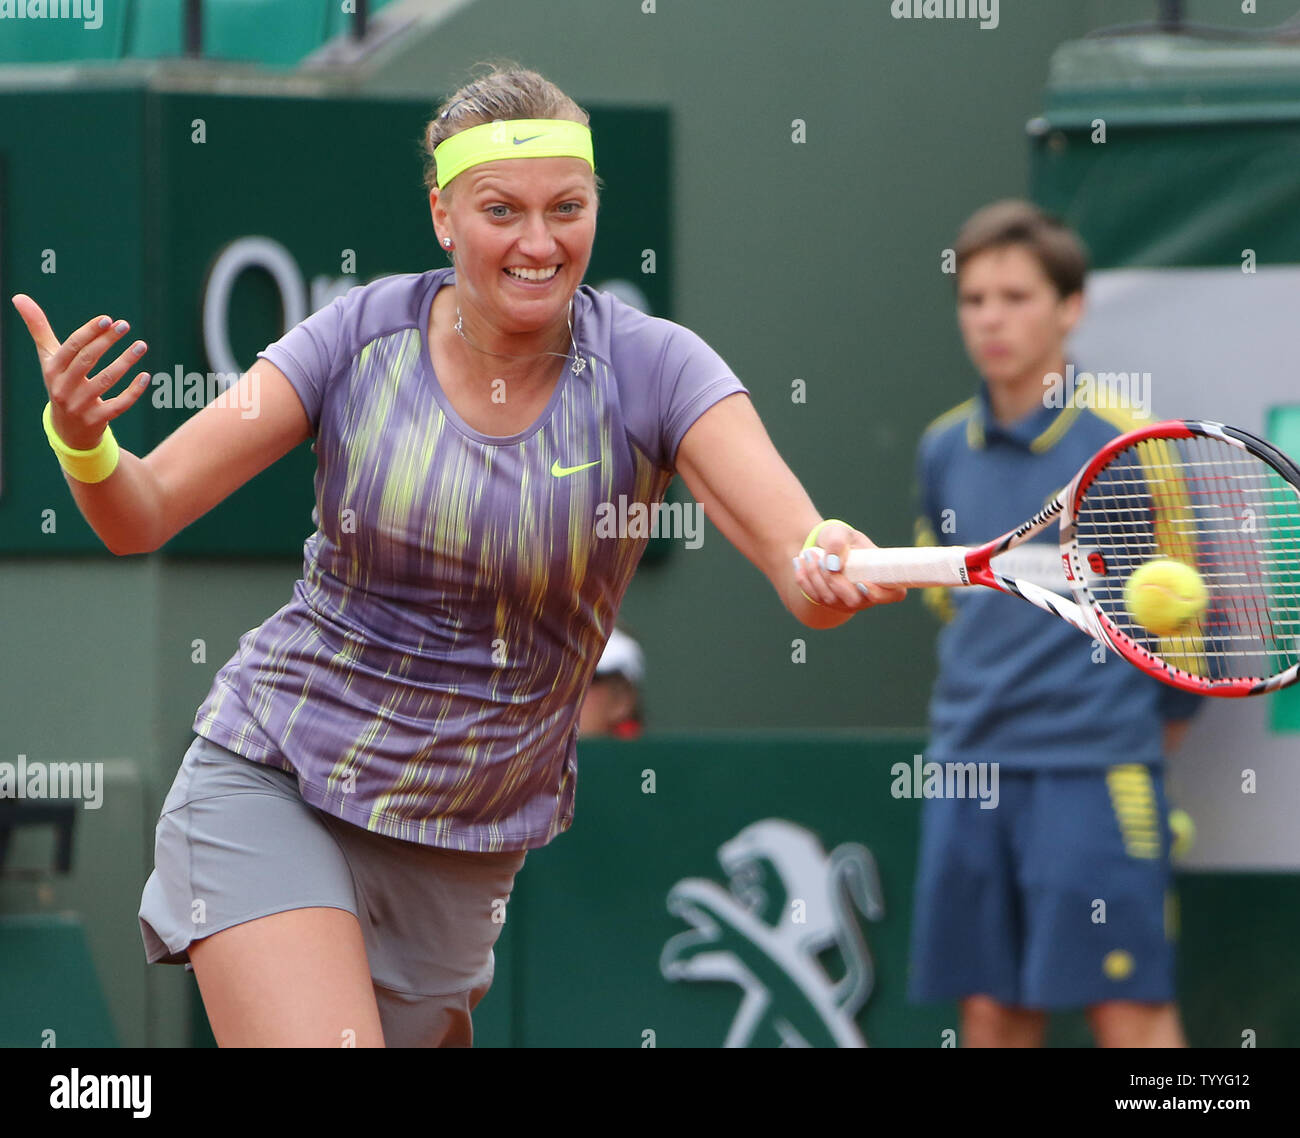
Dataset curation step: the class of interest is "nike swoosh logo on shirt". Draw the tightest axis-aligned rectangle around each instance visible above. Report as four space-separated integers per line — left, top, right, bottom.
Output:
551 458 601 478
513 134 544 145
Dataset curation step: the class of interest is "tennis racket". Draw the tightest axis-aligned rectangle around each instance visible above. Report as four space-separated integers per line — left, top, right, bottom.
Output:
840 420 1300 696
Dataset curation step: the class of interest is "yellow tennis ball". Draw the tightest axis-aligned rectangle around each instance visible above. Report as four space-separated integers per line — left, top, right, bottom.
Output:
1124 559 1208 636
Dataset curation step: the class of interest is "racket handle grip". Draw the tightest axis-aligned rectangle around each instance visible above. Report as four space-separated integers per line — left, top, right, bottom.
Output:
843 546 972 588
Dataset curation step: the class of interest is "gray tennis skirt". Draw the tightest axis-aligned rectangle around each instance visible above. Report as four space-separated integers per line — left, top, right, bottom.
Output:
138 733 526 1047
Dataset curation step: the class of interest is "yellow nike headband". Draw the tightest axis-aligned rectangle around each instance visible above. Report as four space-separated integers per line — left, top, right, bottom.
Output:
433 119 595 190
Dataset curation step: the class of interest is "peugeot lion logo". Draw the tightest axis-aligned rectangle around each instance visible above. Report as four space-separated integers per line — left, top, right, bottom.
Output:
660 819 885 1047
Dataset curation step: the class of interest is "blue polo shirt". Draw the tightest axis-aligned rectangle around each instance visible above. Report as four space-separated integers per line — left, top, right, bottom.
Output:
914 380 1201 769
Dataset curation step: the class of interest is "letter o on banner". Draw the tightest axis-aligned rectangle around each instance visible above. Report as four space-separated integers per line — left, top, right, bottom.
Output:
203 237 308 375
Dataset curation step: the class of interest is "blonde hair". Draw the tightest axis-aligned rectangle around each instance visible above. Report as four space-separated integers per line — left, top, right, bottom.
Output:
422 60 603 255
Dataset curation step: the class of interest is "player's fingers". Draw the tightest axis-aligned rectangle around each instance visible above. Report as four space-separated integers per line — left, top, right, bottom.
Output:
10 294 63 363
794 547 839 607
815 551 904 609
797 523 857 607
796 525 909 610
99 364 154 423
51 317 131 405
858 581 907 607
833 529 908 608
815 522 855 569
83 339 150 413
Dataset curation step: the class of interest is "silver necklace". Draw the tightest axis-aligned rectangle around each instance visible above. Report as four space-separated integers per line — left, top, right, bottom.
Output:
453 298 586 377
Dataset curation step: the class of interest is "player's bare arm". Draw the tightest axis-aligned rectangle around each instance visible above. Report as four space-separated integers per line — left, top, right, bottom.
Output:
673 390 906 629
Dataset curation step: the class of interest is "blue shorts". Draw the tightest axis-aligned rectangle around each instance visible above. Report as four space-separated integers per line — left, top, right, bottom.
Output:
907 763 1177 1009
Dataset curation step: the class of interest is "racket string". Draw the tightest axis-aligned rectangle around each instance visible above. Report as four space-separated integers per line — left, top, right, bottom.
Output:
1074 433 1300 682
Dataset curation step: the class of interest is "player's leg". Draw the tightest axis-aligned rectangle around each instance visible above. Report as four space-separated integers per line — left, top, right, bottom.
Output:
1085 999 1186 1047
140 736 382 1046
189 908 385 1047
960 995 1048 1047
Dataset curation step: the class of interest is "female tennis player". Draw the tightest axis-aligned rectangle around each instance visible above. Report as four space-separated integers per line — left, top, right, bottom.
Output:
14 64 903 1047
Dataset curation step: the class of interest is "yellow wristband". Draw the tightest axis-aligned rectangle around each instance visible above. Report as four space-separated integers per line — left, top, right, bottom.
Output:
797 518 855 606
43 402 121 484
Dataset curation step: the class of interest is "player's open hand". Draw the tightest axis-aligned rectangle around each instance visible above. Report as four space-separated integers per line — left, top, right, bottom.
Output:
12 294 150 450
794 522 907 611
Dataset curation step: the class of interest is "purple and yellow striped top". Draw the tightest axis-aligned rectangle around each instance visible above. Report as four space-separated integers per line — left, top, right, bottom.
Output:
192 268 747 851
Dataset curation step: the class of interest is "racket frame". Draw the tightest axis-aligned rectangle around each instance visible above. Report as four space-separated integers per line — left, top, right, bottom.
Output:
1063 420 1300 696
